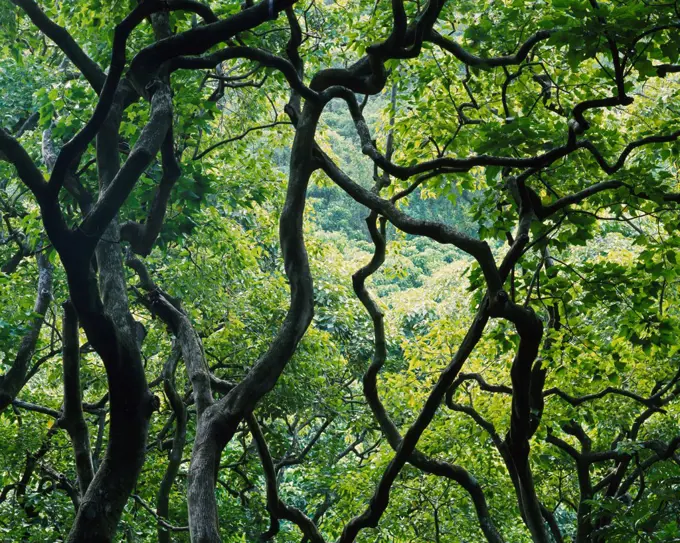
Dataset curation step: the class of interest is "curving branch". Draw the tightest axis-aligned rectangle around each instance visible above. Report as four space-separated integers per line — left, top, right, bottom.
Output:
171 45 317 102
120 129 181 256
47 0 217 195
130 0 297 86
328 74 680 199
317 149 501 291
545 385 664 409
616 436 680 498
545 427 595 541
427 29 553 68
193 121 293 161
349 157 504 542
58 301 95 498
338 301 490 543
11 398 61 418
79 82 173 247
132 494 189 533
247 414 326 543
150 290 214 418
310 0 445 93
185 96 316 543
451 373 513 396
156 344 188 543
0 128 49 199
0 253 53 413
275 417 333 472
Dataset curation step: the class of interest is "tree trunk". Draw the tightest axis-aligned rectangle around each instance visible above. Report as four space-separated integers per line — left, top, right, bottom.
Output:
59 300 95 498
186 100 318 543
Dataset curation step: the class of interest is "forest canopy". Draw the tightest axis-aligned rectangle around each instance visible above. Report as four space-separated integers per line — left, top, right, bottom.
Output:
0 0 679 541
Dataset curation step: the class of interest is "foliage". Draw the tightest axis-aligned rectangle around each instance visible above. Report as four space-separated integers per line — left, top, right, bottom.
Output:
0 0 680 542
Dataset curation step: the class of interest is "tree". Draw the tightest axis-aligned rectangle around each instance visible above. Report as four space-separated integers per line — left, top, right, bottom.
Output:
0 0 679 541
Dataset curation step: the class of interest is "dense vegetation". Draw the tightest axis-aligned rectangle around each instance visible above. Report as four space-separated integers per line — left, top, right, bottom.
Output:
1 0 680 541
